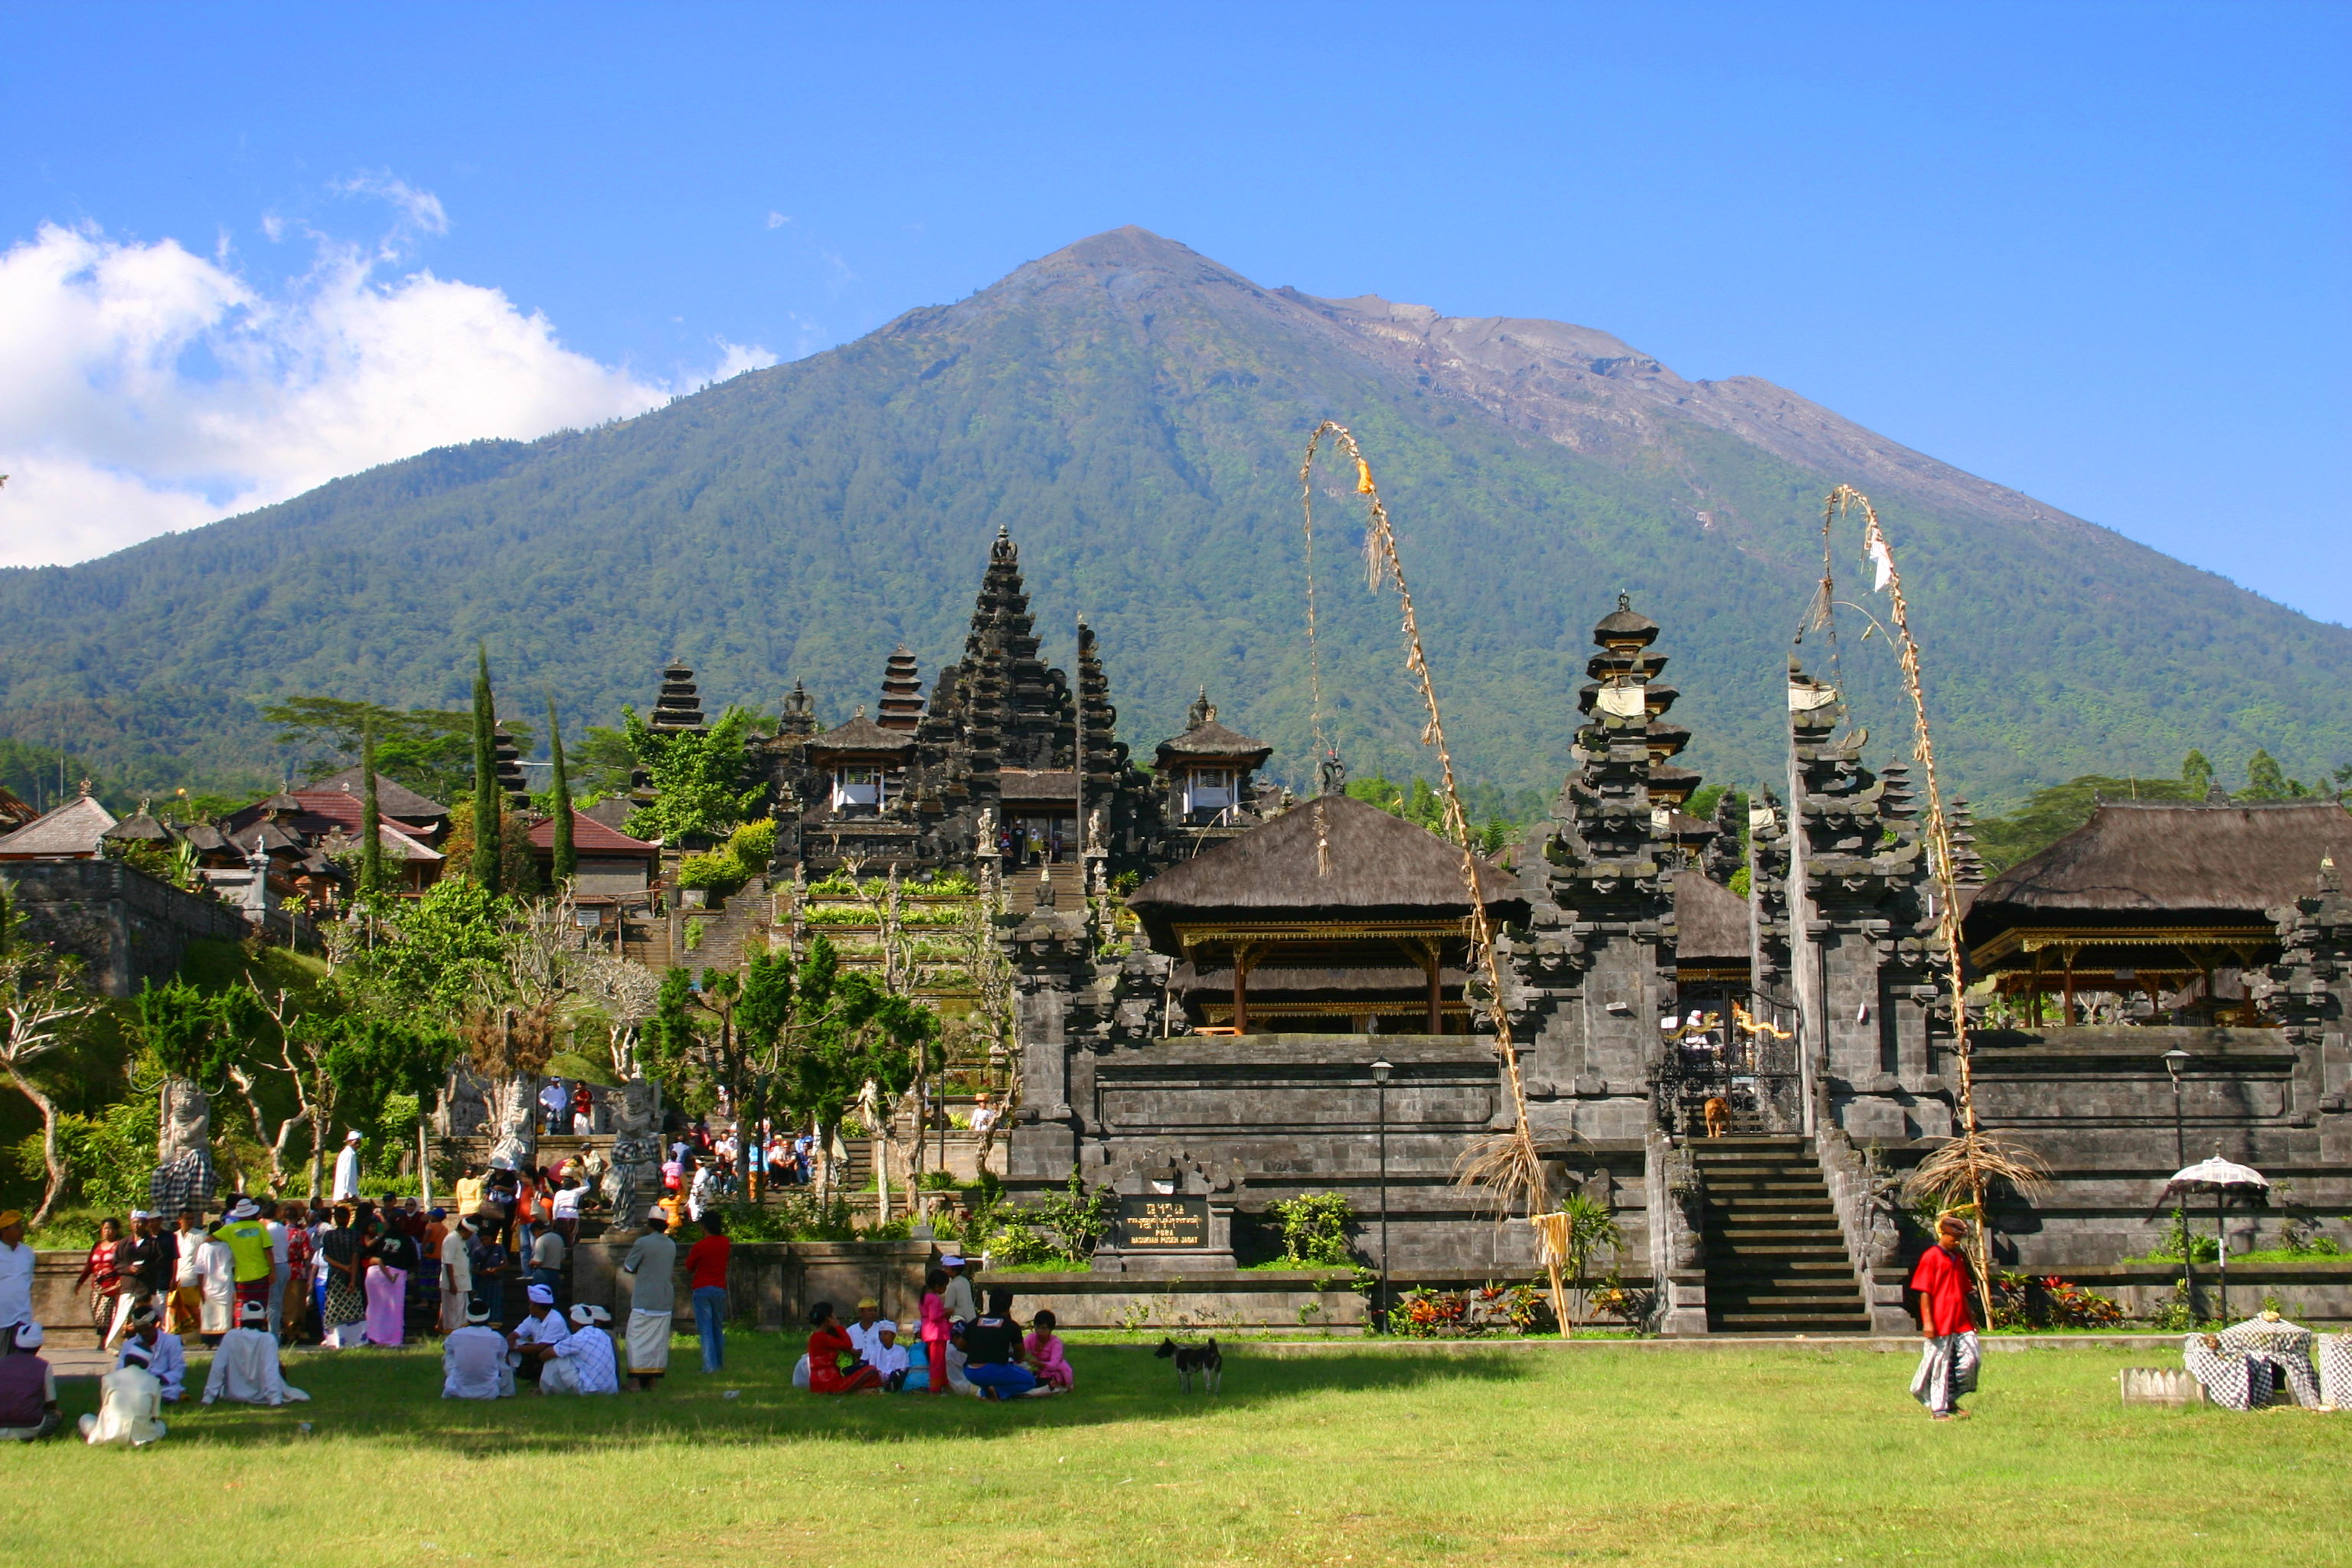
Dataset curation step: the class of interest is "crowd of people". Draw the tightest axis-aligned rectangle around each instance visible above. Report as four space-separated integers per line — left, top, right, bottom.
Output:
795 1256 1070 1401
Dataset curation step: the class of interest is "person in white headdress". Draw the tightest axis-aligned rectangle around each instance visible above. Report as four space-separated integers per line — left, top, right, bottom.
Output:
202 1302 309 1406
508 1283 567 1388
193 1220 238 1344
531 1304 619 1396
442 1298 513 1400
332 1129 363 1203
81 1339 168 1446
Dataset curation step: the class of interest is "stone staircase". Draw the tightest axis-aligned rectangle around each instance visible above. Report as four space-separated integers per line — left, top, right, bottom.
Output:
678 875 771 978
1693 1135 1872 1334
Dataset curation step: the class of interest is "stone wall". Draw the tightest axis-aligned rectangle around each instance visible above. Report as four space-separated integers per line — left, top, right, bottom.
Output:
3 858 251 996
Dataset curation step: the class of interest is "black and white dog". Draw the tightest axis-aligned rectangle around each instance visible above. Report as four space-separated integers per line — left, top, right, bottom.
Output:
1155 1336 1222 1393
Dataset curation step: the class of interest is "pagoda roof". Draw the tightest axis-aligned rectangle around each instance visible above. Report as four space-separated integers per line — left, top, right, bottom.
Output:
0 784 35 831
0 795 118 858
103 811 177 844
308 767 449 821
526 814 658 855
807 713 916 756
1968 799 2350 924
581 797 638 832
1674 871 1752 964
1130 792 1520 925
1155 719 1273 767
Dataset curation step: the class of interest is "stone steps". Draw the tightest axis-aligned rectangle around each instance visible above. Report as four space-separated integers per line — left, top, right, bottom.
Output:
1694 1136 1870 1334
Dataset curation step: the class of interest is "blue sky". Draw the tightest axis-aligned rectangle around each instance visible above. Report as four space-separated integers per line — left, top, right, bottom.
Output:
2 2 2344 623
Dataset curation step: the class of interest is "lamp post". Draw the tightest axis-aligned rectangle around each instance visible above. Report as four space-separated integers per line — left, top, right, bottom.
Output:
1371 1058 1393 1334
2164 1047 2193 1310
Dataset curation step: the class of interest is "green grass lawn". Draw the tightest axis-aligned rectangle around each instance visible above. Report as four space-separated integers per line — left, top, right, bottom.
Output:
5 1335 2346 1566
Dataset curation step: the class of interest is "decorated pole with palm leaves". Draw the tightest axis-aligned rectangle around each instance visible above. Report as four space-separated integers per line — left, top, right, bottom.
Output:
470 645 502 893
359 720 384 897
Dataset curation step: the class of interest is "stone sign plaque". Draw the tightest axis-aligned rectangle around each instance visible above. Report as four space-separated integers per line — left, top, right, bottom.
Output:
1118 1194 1210 1250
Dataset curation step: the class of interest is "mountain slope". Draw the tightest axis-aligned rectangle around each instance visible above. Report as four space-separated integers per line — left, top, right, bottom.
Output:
0 226 2345 808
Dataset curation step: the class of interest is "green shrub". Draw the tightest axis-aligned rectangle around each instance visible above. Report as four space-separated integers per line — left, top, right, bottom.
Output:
987 1223 1057 1265
676 851 737 893
1267 1191 1357 1266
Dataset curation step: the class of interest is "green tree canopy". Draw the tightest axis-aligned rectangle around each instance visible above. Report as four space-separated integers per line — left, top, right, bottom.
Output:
620 705 765 844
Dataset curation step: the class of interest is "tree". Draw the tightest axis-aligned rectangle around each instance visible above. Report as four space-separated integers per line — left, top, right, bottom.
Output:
258 696 485 802
2181 749 2213 799
470 647 503 891
619 706 764 844
2241 748 2307 802
359 721 384 897
547 695 576 885
0 905 100 1225
773 937 937 1206
1970 773 2200 875
637 967 704 1116
351 877 514 1023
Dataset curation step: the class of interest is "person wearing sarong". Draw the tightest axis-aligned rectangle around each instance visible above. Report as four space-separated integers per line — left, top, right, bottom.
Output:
202 1303 310 1406
332 1129 362 1203
533 1304 619 1395
113 1213 172 1349
618 1211 678 1390
119 1308 187 1403
320 1207 368 1348
440 1216 476 1334
0 1322 61 1442
166 1210 205 1335
80 1341 167 1446
363 1217 412 1347
216 1199 275 1318
278 1214 312 1344
1907 1217 1980 1420
193 1224 237 1345
805 1301 883 1394
508 1283 567 1386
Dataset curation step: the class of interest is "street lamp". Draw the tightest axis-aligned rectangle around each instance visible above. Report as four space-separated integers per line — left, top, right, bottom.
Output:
1370 1059 1393 1334
2164 1047 2193 1308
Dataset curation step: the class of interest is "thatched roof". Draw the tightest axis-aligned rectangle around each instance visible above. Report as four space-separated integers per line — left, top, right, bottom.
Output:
807 712 913 756
1129 793 1518 918
1970 799 2350 920
1674 871 1751 963
0 795 117 858
998 769 1078 802
1155 718 1272 768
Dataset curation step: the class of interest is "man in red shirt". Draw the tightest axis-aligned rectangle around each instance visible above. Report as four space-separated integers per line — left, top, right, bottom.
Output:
684 1211 732 1374
1907 1215 1981 1419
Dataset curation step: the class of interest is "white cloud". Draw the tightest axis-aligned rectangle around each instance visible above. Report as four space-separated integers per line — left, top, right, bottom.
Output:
766 211 790 229
0 209 771 568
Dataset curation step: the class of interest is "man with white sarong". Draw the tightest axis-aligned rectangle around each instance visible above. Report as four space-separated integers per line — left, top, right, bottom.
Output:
82 1341 168 1446
618 1212 678 1390
193 1224 237 1342
508 1283 567 1387
534 1304 619 1395
332 1129 363 1203
443 1299 513 1399
201 1303 310 1406
1907 1217 1980 1419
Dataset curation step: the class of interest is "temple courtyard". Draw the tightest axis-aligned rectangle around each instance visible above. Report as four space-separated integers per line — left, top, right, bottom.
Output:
7 1336 2342 1566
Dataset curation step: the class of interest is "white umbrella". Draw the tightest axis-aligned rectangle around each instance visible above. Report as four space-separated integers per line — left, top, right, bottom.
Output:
2159 1148 2269 1322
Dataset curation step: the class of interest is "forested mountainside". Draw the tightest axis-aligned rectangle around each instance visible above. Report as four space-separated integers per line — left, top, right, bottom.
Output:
2 226 2345 808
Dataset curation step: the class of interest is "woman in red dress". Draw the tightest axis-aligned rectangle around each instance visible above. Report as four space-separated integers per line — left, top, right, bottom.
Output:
805 1301 883 1394
76 1217 127 1334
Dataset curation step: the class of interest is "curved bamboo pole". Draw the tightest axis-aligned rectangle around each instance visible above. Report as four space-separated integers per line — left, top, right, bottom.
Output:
1298 423 1545 1220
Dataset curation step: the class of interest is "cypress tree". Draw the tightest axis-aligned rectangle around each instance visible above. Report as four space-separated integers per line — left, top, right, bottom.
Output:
471 645 502 892
547 694 576 885
359 720 384 896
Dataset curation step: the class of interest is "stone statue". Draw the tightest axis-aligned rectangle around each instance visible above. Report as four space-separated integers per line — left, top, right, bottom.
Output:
603 1079 661 1230
149 1077 218 1214
439 1066 492 1141
486 1073 538 1172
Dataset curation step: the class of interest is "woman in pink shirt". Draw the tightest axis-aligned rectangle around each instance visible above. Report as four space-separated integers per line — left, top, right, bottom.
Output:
918 1266 952 1396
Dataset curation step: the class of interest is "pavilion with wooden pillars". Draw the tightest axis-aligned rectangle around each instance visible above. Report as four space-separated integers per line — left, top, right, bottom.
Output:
1963 798 2351 1026
1127 791 1523 1034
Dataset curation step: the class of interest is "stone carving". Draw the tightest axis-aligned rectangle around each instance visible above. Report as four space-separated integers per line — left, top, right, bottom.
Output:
604 1079 661 1230
149 1077 218 1214
486 1073 538 1171
1664 1143 1705 1272
439 1066 492 1140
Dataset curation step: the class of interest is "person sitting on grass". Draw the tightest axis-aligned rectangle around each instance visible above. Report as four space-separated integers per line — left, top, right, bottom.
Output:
82 1340 168 1446
1025 1309 1073 1391
443 1298 514 1400
533 1304 619 1396
867 1320 912 1391
509 1282 567 1386
0 1321 61 1442
202 1302 310 1406
962 1289 1051 1400
805 1301 884 1394
119 1307 186 1403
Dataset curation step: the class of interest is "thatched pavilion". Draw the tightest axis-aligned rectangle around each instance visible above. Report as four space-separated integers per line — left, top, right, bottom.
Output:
1965 799 2351 1024
1128 792 1522 1034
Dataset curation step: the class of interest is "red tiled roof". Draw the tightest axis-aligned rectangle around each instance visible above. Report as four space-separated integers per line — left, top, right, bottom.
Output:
527 812 658 854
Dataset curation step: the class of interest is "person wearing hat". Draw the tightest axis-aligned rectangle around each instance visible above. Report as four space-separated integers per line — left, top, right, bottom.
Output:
203 1301 309 1406
119 1306 187 1403
442 1298 513 1400
865 1319 912 1391
532 1304 618 1396
0 1321 60 1442
939 1253 977 1328
81 1338 168 1446
508 1283 567 1385
192 1217 239 1346
1907 1214 1981 1421
217 1198 276 1319
332 1129 363 1204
